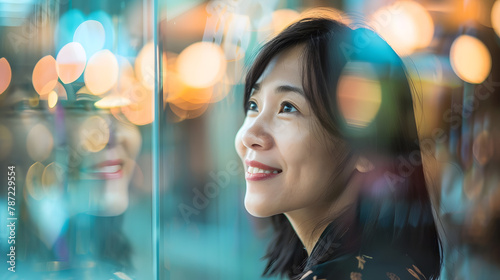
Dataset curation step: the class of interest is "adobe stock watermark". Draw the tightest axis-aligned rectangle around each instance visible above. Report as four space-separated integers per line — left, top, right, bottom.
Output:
178 159 243 223
340 3 404 60
384 76 500 189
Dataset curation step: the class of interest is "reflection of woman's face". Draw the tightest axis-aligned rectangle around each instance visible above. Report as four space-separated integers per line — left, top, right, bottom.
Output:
235 46 345 218
66 109 141 216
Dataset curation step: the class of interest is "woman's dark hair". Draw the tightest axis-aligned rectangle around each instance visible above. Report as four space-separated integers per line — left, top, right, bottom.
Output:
243 17 442 279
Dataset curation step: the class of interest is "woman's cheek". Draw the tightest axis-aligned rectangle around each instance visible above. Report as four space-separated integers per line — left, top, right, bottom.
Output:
120 122 142 159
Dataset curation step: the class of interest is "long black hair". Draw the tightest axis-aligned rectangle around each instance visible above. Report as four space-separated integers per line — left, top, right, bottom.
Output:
243 17 442 279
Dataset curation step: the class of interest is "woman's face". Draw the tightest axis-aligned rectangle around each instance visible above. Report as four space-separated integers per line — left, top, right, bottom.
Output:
235 46 347 218
65 109 142 216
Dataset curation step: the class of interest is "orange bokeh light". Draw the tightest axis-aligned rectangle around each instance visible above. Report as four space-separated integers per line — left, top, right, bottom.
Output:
169 101 209 121
48 91 58 108
337 62 382 128
0 57 12 95
492 0 500 38
33 55 58 96
163 70 186 103
371 1 434 55
41 83 67 101
121 83 154 126
84 50 119 95
79 115 110 153
95 95 131 109
56 42 87 84
450 35 491 84
176 42 226 88
271 9 300 35
135 41 155 90
176 87 213 107
162 50 230 120
115 55 136 94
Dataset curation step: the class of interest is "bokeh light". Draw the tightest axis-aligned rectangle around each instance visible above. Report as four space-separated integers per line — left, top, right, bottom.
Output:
492 0 500 38
176 42 226 88
87 10 115 51
163 50 230 120
116 55 136 93
27 123 54 162
84 50 119 95
42 162 64 193
176 87 213 107
211 80 231 103
163 70 183 101
121 84 154 126
54 82 68 100
54 9 85 52
41 83 68 102
135 41 155 90
73 20 105 58
32 55 58 96
450 35 491 84
26 162 46 201
79 116 110 153
370 1 434 55
105 56 136 110
164 67 220 118
48 91 58 108
0 57 12 95
95 95 131 109
169 101 209 121
56 42 87 84
337 62 382 128
271 9 300 35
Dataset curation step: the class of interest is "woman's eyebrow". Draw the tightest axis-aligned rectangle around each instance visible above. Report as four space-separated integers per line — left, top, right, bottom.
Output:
251 83 304 97
249 83 260 97
275 85 304 96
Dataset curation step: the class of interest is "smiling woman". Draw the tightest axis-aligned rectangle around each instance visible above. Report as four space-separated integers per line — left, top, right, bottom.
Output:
235 17 442 280
238 45 351 222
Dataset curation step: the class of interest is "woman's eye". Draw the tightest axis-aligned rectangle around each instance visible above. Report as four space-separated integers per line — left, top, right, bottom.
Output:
280 102 298 113
247 101 258 112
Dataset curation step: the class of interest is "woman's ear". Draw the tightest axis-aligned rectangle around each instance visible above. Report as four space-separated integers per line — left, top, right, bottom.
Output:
355 156 374 173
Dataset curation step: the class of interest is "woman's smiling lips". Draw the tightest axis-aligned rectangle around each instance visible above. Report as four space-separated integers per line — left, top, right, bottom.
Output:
88 159 124 179
245 159 282 181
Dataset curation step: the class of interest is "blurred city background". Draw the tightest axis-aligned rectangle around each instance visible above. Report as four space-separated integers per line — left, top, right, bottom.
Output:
0 0 499 279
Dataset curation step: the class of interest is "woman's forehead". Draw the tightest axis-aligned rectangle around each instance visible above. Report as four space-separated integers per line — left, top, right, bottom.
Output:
255 45 306 86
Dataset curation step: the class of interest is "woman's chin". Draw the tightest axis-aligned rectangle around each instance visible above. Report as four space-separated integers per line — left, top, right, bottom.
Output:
244 194 276 218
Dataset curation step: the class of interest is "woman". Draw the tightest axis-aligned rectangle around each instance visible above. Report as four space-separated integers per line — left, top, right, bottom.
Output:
235 17 442 280
0 91 141 279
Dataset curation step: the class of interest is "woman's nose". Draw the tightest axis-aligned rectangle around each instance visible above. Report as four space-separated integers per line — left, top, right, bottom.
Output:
241 117 274 151
106 116 118 148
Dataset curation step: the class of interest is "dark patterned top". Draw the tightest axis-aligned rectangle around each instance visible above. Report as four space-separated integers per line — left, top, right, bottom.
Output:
299 219 428 280
299 250 427 280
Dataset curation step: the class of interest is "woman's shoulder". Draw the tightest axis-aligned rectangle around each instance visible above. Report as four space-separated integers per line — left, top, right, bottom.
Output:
300 249 427 280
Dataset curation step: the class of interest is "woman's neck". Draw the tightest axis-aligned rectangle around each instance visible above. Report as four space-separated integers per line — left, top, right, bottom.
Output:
284 176 361 255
